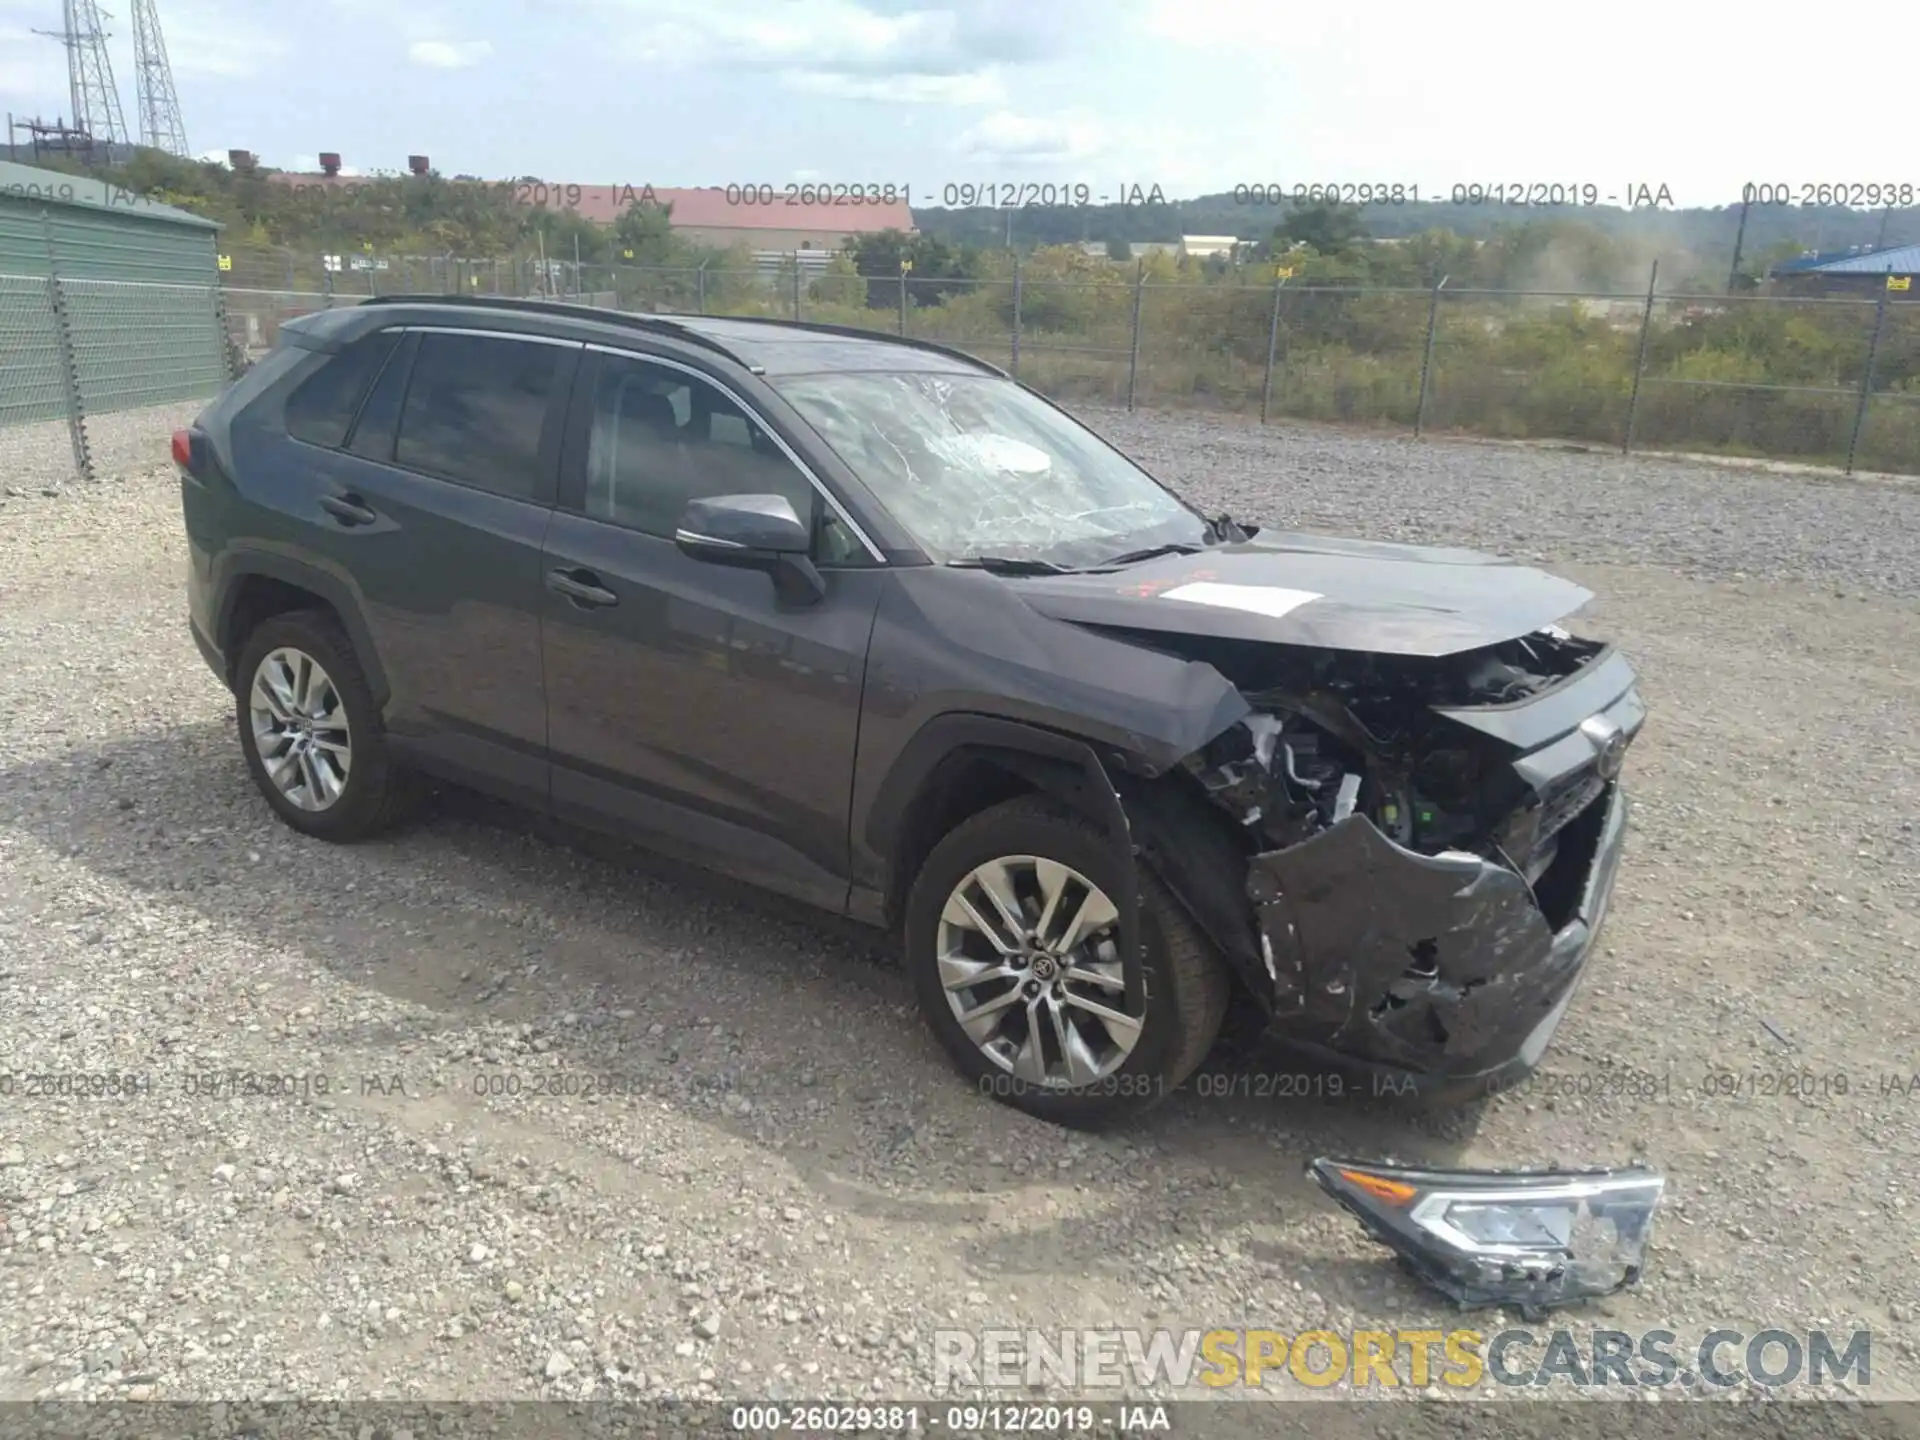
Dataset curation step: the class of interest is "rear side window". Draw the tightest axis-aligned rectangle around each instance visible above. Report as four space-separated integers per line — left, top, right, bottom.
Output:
283 330 401 448
395 333 561 500
346 331 416 461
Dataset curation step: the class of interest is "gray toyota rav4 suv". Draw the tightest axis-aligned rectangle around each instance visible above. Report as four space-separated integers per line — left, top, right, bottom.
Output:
176 295 1644 1127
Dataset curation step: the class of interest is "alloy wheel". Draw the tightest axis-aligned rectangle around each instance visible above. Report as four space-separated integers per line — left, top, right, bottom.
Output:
249 646 352 812
936 854 1141 1087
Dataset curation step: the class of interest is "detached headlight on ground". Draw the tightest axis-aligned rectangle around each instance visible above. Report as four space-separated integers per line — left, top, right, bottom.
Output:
1309 1157 1665 1315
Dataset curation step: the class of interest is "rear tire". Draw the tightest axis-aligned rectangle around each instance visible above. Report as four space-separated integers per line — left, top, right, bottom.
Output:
233 610 419 842
905 795 1230 1127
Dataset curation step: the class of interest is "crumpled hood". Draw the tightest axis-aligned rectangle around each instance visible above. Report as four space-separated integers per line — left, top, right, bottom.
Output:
1006 531 1593 657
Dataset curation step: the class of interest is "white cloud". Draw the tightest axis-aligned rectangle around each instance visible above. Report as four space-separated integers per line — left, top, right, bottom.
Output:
408 38 494 67
1138 0 1297 46
600 0 959 71
787 70 1006 105
952 110 1109 166
588 0 1035 105
160 0 292 77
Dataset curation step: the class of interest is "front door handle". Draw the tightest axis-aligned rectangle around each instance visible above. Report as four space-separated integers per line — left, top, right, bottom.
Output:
319 492 378 526
546 567 619 609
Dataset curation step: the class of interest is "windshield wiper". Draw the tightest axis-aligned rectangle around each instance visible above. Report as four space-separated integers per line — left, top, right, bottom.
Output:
1093 542 1206 568
947 555 1075 575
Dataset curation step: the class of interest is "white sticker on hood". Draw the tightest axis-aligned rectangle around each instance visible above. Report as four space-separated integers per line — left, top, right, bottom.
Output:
1160 581 1322 619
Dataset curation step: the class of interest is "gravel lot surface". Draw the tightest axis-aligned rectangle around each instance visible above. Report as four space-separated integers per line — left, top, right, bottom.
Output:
2 403 206 496
1084 407 1920 600
2 409 1917 1433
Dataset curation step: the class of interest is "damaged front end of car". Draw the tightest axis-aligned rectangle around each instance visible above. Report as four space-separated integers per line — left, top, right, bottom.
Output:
1156 624 1645 1100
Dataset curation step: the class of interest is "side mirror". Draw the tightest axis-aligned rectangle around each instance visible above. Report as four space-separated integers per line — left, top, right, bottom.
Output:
675 493 823 603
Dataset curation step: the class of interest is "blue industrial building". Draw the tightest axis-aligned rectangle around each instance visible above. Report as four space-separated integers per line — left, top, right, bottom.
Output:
1770 244 1920 297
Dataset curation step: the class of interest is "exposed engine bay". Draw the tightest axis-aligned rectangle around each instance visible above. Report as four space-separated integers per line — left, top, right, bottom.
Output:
1181 626 1606 871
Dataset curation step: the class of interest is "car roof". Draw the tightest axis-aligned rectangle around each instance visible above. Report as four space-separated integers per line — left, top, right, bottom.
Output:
661 315 996 377
295 295 1006 380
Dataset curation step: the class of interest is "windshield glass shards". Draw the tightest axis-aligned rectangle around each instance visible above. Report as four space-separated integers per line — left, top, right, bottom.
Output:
774 372 1209 568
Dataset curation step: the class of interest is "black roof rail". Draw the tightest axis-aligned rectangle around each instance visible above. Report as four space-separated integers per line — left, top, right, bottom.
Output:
358 293 745 363
664 313 1009 378
359 293 1009 378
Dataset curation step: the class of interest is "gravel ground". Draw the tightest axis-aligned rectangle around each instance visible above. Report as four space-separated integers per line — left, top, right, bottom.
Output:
1 402 208 497
1081 407 1920 600
2 410 1917 1431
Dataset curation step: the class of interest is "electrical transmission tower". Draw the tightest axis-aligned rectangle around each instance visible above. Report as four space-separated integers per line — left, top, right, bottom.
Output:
33 0 129 146
130 0 189 155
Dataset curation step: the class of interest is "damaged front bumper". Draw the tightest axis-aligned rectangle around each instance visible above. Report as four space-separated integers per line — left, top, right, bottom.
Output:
1250 778 1628 1104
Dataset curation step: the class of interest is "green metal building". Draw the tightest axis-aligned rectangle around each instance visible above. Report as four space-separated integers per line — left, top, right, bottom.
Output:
0 158 227 427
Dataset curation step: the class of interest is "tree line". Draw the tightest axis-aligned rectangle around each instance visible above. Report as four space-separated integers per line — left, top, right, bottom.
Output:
40 150 1914 296
34 150 1920 472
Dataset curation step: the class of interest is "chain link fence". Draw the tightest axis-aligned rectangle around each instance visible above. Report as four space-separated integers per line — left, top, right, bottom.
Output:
0 272 253 487
0 272 86 486
8 250 1920 488
63 278 230 413
199 247 1920 479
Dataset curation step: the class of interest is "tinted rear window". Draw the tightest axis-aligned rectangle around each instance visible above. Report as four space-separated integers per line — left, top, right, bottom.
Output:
283 330 401 448
395 333 561 500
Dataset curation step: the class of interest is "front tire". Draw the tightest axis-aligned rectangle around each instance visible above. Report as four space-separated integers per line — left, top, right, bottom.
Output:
905 795 1230 1126
233 610 417 842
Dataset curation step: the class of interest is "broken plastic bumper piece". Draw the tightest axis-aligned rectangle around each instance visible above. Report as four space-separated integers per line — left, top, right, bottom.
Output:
1310 1158 1664 1315
1249 781 1627 1096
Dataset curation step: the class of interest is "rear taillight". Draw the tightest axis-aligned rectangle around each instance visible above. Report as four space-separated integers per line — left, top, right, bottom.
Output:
171 429 194 469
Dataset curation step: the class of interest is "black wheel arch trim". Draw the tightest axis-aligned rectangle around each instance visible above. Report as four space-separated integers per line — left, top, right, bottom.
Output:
214 550 391 710
873 713 1143 1014
1115 771 1273 1015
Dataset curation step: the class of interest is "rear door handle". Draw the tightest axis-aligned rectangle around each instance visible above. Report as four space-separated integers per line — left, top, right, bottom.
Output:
319 493 378 526
546 567 619 609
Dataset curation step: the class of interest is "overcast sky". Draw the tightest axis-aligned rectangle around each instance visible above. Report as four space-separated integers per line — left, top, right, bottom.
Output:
0 0 1905 208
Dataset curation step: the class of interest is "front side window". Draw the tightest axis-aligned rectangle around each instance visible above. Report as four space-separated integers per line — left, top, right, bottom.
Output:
394 333 561 500
584 354 864 562
772 371 1205 568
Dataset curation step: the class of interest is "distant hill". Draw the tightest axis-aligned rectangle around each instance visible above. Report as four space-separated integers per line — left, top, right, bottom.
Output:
27 148 1917 297
910 190 1920 264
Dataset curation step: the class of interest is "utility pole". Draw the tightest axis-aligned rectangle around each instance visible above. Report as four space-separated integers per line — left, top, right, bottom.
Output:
1726 190 1753 294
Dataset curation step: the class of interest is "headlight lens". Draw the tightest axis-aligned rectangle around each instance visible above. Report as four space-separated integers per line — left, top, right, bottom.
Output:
1311 1158 1665 1314
1438 1199 1574 1250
